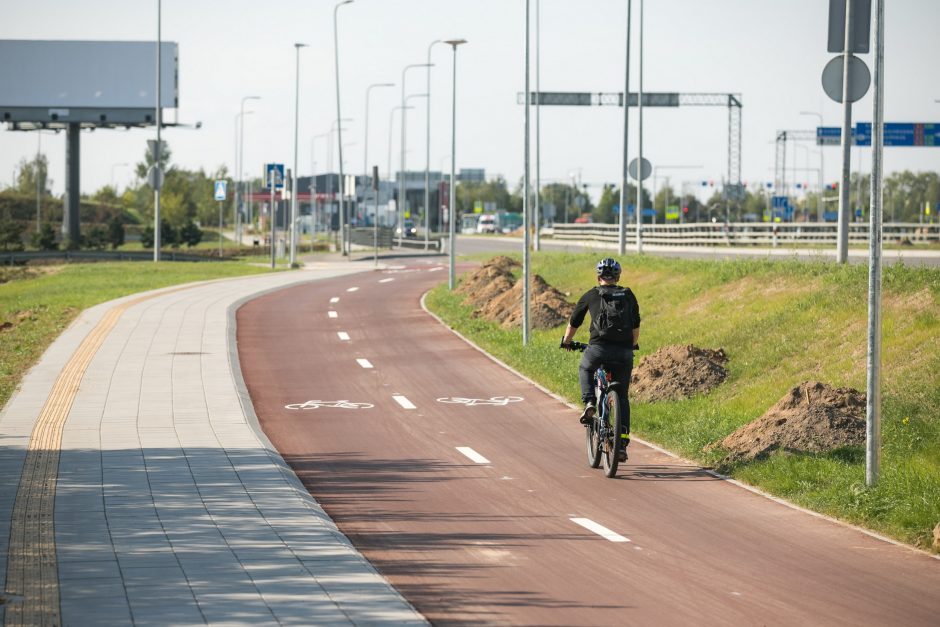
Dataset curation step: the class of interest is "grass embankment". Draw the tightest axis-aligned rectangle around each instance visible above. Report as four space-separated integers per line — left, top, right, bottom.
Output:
425 253 940 551
0 262 270 410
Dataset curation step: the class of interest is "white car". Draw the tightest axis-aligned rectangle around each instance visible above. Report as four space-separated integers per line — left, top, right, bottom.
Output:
477 215 497 234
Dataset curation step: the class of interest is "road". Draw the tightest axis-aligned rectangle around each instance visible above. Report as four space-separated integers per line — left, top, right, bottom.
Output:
236 256 939 625
452 234 940 267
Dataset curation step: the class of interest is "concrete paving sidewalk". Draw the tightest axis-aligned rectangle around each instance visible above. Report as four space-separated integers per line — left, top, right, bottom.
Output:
0 264 426 626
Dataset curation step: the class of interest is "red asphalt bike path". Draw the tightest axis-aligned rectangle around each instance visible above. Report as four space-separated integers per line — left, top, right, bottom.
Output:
236 258 939 626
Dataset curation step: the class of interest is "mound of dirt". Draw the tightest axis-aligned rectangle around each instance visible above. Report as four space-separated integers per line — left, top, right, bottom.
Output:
489 274 574 330
455 256 519 308
715 381 865 462
630 345 728 402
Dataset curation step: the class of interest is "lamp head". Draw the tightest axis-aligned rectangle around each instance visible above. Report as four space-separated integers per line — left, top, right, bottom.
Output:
444 39 468 48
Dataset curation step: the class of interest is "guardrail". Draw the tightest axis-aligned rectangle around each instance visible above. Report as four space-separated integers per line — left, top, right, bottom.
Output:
550 222 940 247
1 249 222 265
347 227 442 251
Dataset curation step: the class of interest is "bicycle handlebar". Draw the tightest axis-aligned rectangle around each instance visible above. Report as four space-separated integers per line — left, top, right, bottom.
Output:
559 337 639 352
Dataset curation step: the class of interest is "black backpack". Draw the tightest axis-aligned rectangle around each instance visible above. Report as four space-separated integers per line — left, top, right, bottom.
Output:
593 286 634 343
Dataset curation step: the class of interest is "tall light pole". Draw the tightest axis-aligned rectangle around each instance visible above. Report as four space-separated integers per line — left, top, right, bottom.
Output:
618 0 632 255
388 106 411 186
364 82 394 230
399 63 433 246
153 0 163 262
237 95 260 246
524 0 531 344
425 40 441 250
291 43 308 266
534 0 541 252
333 0 354 256
635 0 644 254
800 110 825 222
444 39 467 291
310 131 330 237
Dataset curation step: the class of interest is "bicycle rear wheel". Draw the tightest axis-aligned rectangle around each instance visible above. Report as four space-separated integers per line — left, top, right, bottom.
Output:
602 390 622 478
585 412 601 468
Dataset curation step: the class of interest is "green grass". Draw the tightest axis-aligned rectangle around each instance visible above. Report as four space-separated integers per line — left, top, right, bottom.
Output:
426 252 940 551
0 261 270 410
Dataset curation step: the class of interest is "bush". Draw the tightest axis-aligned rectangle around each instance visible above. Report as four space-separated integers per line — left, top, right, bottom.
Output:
84 226 108 250
179 220 203 248
0 215 25 251
30 223 58 251
140 220 179 249
107 217 125 250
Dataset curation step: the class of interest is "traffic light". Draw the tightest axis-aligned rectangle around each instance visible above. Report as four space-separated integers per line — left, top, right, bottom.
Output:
682 206 689 214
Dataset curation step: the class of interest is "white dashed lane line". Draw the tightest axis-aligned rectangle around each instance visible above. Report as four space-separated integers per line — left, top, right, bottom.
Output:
337 332 350 341
330 297 340 303
570 518 631 543
379 278 395 283
456 447 490 464
328 311 338 319
392 395 416 409
347 287 359 292
356 358 374 369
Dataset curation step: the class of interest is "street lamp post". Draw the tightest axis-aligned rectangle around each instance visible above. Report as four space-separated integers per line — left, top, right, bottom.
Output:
635 0 644 254
364 82 394 233
425 40 441 250
444 39 467 291
290 43 308 266
154 0 163 262
534 0 541 252
618 0 632 254
333 0 354 256
524 0 531 343
388 106 411 189
237 96 260 247
399 63 433 247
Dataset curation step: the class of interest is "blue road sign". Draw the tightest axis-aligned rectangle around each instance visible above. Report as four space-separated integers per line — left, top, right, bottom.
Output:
213 180 227 201
816 126 857 146
854 122 940 147
264 163 285 189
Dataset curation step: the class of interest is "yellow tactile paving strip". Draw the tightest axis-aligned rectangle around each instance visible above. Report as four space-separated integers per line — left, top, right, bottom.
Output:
4 292 163 626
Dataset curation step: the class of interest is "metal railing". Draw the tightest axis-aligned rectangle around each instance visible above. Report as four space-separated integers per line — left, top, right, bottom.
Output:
550 222 940 247
1 249 221 265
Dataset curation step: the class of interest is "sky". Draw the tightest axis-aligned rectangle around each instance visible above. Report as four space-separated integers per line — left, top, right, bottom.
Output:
2 0 939 203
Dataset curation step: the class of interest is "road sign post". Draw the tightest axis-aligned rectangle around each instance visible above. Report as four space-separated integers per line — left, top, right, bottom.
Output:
214 179 227 257
265 164 284 270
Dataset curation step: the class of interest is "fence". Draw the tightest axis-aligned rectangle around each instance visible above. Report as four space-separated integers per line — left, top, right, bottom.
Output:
550 222 940 248
347 226 442 251
1 250 220 265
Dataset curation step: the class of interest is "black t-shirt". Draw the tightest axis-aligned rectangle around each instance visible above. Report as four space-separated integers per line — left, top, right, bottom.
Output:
569 285 641 345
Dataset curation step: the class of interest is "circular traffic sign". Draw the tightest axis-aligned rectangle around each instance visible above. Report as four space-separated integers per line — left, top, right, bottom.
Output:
628 157 652 181
146 165 164 191
821 55 871 104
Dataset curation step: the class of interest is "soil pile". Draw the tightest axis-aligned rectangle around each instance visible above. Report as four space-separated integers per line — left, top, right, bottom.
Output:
455 256 518 309
484 274 573 329
630 345 728 402
715 381 866 462
457 257 572 330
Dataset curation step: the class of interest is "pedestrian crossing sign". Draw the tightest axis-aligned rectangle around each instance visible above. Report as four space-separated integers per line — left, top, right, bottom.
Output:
214 180 227 201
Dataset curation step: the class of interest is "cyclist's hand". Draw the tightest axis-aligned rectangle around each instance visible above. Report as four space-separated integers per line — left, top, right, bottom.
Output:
560 336 572 350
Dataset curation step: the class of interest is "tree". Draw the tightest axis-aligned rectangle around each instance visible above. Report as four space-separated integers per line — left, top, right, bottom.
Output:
107 217 125 249
593 184 617 224
16 154 52 196
140 220 178 249
179 220 203 248
30 223 58 250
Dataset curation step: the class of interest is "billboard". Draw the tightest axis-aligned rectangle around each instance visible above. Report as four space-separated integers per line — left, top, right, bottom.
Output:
0 40 178 126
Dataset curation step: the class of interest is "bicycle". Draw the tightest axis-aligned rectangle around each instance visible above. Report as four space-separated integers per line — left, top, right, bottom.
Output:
560 340 629 478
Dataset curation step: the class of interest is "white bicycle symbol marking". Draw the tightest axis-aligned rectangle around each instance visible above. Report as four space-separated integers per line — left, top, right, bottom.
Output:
436 396 524 407
284 400 375 410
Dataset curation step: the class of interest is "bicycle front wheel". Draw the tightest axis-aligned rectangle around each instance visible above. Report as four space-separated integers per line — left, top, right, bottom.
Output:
602 390 622 478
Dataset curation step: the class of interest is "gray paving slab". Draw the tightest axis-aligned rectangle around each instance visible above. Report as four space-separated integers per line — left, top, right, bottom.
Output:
0 265 426 625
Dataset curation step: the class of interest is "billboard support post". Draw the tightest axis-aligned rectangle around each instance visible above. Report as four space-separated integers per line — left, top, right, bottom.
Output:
63 124 80 247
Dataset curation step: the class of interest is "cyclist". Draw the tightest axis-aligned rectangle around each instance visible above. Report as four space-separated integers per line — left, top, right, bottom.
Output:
561 257 640 461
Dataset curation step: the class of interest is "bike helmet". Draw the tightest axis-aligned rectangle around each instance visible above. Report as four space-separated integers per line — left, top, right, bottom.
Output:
596 257 621 279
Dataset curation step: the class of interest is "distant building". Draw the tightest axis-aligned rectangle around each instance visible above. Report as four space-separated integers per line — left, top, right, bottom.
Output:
458 168 485 183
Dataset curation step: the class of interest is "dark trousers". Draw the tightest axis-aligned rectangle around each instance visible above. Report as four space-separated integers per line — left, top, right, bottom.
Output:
579 342 633 436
